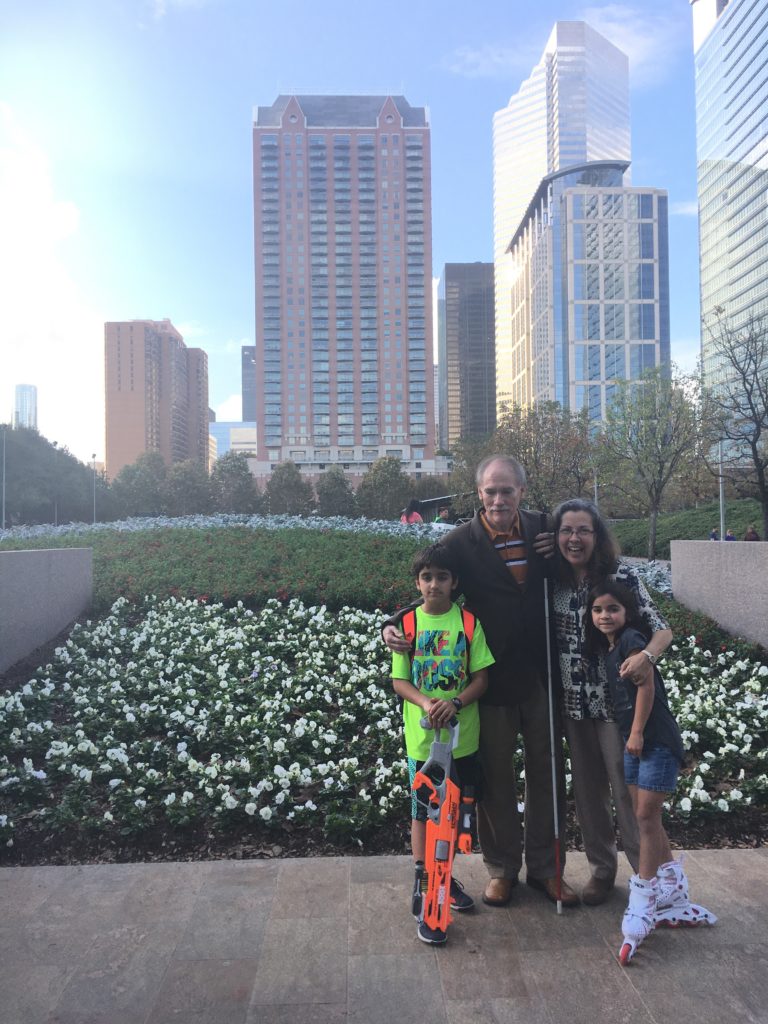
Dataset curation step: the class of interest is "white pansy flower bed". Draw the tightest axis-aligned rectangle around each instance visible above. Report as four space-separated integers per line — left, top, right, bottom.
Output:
0 512 446 544
0 594 765 854
0 596 408 849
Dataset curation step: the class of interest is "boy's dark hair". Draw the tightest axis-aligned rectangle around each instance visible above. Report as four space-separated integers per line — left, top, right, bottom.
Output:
584 580 649 654
410 543 459 581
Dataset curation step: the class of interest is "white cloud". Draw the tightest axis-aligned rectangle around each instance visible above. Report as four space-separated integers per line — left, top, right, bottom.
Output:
0 104 105 463
215 393 242 423
149 0 217 20
670 200 699 217
441 43 540 80
177 325 250 357
579 4 690 89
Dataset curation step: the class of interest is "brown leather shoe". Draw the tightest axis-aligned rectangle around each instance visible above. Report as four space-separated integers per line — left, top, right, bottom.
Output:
526 875 580 907
482 877 517 906
581 875 615 906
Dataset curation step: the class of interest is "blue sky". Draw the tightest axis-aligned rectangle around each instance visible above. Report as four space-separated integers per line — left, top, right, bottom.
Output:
0 0 700 463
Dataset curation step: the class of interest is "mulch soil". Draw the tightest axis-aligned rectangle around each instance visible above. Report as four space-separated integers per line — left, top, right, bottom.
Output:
2 802 765 869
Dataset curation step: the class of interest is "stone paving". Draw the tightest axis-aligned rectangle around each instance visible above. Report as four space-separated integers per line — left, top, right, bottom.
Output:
1 849 766 1024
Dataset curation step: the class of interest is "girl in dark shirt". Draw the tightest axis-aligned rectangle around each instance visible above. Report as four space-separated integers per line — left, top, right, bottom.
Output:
585 582 716 964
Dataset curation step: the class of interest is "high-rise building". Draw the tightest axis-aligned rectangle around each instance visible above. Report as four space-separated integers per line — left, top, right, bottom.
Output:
241 345 256 421
438 263 496 448
209 422 258 460
251 95 437 481
104 319 210 479
691 0 768 382
13 384 37 430
507 167 670 419
493 22 669 420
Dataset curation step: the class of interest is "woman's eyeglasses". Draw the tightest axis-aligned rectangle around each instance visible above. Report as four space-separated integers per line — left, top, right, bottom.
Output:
558 527 595 538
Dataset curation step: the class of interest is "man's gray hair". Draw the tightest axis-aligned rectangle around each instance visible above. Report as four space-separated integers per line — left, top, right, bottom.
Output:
475 455 527 488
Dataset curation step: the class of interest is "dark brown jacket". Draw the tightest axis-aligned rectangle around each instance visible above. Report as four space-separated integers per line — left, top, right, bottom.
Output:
387 509 553 706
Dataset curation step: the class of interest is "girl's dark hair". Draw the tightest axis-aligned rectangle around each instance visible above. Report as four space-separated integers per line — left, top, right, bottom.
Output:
410 543 459 581
404 498 422 515
584 580 649 654
552 498 620 585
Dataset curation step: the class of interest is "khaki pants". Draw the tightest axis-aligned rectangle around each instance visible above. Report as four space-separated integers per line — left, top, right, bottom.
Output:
564 716 640 881
478 684 566 881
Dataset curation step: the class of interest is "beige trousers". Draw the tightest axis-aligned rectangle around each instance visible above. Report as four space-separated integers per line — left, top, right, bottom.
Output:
564 716 640 881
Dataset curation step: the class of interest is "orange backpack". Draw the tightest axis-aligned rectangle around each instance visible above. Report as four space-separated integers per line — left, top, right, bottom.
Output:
400 605 476 657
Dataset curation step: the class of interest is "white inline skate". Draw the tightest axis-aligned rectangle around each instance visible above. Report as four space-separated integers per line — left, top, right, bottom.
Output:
619 874 657 965
654 856 717 928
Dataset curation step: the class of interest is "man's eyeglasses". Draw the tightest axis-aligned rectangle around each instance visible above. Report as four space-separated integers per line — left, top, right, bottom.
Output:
558 527 595 538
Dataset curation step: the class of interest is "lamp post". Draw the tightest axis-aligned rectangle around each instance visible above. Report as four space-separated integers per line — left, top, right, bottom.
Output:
718 439 725 541
92 453 97 525
1 424 6 531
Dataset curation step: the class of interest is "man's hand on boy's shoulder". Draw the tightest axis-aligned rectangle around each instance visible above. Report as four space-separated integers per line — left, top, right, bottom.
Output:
384 624 411 654
381 600 423 653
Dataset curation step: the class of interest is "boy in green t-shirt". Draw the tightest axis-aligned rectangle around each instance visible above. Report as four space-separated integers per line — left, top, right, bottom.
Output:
392 543 494 945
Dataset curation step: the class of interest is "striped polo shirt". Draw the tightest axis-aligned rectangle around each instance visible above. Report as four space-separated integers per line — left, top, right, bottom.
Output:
480 511 527 585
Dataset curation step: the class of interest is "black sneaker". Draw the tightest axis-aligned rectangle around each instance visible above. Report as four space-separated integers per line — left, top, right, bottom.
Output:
417 920 447 945
450 877 475 912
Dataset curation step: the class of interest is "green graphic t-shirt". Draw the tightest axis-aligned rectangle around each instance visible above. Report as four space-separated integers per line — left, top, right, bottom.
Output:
391 603 494 761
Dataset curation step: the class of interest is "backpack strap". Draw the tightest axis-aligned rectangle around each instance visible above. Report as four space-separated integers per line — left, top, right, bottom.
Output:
460 607 476 645
401 608 417 655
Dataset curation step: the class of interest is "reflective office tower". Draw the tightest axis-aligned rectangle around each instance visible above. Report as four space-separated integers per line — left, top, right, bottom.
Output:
438 264 496 448
209 422 258 460
104 319 209 479
691 0 768 383
251 95 435 481
493 22 671 419
507 167 670 418
13 384 37 430
241 345 257 421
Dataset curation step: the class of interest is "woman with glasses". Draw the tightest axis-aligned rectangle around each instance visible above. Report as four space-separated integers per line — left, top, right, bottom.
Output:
551 498 672 906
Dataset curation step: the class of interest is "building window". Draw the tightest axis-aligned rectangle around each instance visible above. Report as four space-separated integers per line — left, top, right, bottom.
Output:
630 344 656 378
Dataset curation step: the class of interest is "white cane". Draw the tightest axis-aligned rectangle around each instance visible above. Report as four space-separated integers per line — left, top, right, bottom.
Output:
541 543 563 915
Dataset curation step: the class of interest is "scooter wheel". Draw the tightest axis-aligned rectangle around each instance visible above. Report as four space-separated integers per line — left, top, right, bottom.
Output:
619 942 633 966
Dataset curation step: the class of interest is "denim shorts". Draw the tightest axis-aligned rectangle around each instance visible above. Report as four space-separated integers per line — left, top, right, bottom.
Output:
623 744 680 793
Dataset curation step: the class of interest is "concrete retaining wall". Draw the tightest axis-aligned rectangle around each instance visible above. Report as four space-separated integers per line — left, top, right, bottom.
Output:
671 540 768 649
0 548 93 673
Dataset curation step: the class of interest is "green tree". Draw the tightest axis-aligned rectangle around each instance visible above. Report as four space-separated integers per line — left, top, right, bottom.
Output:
356 456 413 519
0 426 102 527
599 368 704 559
111 451 167 518
493 402 593 511
162 460 212 517
210 452 262 513
265 461 315 515
315 466 358 517
703 310 768 538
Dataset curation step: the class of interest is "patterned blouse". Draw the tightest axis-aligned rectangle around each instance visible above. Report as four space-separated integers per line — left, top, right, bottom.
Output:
552 559 670 722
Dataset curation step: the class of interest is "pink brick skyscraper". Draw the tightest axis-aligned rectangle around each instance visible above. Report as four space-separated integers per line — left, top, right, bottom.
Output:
251 95 435 480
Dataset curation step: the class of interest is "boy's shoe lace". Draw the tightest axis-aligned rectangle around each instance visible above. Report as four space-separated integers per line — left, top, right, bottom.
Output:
450 877 475 912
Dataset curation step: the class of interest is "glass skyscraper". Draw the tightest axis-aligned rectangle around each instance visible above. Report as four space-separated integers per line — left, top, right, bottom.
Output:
493 21 669 421
13 384 37 430
506 165 670 419
691 0 768 382
493 22 631 412
438 263 496 448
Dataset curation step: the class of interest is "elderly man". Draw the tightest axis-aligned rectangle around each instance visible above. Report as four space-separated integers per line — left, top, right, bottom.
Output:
384 455 578 907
